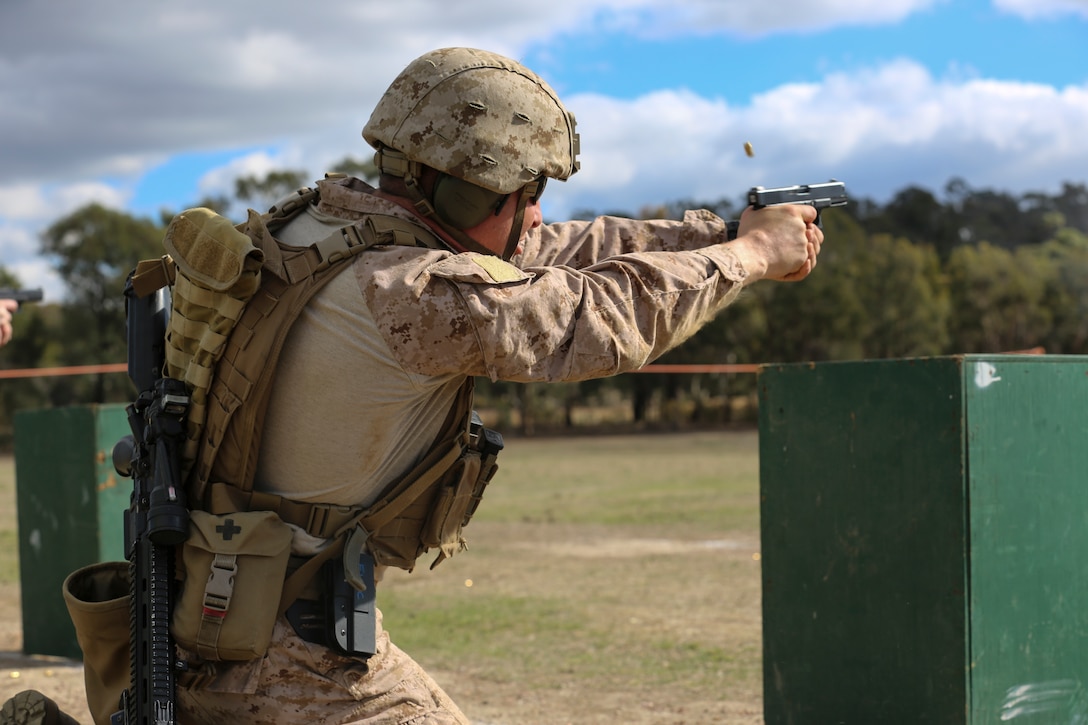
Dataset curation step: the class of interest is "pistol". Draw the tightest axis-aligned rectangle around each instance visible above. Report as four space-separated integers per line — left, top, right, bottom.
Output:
0 287 44 309
726 181 848 240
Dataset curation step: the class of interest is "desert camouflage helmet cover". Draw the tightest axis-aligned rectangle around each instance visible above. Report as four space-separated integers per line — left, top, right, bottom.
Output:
363 47 580 195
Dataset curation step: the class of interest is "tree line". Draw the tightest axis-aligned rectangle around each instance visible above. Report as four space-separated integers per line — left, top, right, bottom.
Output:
2 167 1087 442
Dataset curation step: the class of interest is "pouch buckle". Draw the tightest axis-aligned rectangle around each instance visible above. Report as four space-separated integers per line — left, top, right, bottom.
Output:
202 553 238 618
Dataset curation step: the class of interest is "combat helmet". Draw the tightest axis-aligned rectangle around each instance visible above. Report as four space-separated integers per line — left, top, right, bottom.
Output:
363 47 580 259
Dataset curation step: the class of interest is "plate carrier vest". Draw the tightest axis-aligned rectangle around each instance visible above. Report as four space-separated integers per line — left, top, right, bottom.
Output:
129 177 501 577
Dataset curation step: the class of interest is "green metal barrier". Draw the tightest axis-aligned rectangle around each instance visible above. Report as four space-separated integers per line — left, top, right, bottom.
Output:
13 404 129 659
759 355 1088 724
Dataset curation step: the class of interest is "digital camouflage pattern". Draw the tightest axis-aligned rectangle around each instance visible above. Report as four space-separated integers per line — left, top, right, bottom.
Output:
249 176 751 512
178 613 469 725
363 47 579 194
181 175 756 721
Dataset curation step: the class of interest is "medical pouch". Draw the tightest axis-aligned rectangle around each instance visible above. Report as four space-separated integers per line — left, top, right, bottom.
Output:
172 509 292 661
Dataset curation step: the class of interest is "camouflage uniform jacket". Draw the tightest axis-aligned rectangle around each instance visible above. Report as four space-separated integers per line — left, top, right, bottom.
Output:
254 175 751 521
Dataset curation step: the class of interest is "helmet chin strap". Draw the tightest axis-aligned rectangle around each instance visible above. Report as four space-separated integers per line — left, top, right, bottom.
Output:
500 177 542 261
501 195 528 261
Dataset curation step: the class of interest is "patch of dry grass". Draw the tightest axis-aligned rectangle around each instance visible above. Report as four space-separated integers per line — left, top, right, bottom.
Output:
381 430 764 724
1 431 766 725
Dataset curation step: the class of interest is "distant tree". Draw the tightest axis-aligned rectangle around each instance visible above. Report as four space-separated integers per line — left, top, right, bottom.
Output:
946 178 1050 250
945 242 1051 353
40 203 163 402
1024 225 1088 353
755 210 870 362
654 197 739 222
0 266 61 436
867 185 961 259
329 156 379 183
0 264 52 370
234 169 309 212
850 234 950 358
1020 183 1088 238
1053 183 1088 233
232 158 379 216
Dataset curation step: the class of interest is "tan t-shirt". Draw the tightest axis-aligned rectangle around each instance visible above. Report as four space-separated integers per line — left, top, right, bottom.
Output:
256 177 750 512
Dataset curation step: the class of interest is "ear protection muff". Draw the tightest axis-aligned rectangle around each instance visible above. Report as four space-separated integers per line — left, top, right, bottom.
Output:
432 174 507 230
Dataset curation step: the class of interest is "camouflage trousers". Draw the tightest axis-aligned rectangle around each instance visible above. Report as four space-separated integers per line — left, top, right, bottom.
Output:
177 609 469 724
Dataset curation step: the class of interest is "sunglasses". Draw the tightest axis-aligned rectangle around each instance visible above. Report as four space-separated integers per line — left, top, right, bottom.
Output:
527 176 547 204
493 177 548 217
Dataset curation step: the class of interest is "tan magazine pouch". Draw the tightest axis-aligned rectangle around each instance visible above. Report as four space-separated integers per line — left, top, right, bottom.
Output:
420 450 486 567
172 510 292 661
161 208 264 481
62 562 132 725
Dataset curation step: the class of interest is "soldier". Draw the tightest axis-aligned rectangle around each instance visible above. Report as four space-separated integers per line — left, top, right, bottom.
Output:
175 45 820 725
4 46 823 725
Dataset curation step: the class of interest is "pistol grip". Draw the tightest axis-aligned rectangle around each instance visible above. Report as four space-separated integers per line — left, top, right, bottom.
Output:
726 220 740 241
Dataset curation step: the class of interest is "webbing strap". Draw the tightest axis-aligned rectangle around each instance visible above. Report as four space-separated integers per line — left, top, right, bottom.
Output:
204 483 364 540
363 214 446 250
130 255 176 298
195 553 237 660
276 537 344 618
358 439 464 533
265 186 320 221
202 431 464 543
268 432 462 615
193 273 288 496
173 273 248 317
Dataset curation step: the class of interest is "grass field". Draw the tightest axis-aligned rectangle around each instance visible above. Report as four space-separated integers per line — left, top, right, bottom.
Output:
0 430 766 724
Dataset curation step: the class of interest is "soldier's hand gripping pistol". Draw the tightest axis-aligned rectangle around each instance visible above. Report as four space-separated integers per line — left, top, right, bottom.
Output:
726 180 848 240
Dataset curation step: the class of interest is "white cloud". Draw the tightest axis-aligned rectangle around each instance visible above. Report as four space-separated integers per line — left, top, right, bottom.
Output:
52 184 132 217
0 180 129 297
0 223 37 259
598 0 947 37
0 182 129 223
992 0 1088 19
0 224 64 300
1 0 1085 288
0 0 947 191
197 151 297 199
537 59 1088 220
0 185 54 222
228 31 326 89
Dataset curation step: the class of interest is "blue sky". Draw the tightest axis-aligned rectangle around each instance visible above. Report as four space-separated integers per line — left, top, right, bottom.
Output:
525 2 1087 100
2 0 1087 299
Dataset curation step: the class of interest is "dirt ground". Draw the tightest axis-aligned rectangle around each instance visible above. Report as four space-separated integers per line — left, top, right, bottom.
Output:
0 552 764 725
0 541 765 725
0 585 93 723
0 433 767 724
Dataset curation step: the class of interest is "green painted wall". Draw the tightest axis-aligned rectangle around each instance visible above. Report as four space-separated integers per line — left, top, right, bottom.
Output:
14 404 130 659
760 356 1088 724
